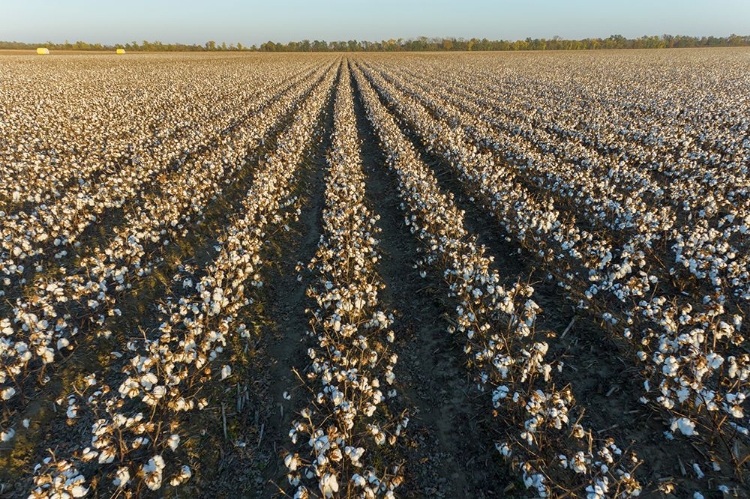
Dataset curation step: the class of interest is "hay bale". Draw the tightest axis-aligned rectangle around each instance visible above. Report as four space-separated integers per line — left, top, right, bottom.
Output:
36 47 50 55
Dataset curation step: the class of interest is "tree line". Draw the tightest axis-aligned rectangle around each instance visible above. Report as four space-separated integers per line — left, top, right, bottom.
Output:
2 34 748 52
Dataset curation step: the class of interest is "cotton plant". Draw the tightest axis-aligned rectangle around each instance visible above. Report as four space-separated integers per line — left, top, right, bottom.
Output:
28 458 89 498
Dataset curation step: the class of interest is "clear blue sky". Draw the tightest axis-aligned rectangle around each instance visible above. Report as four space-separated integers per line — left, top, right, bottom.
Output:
1 0 747 46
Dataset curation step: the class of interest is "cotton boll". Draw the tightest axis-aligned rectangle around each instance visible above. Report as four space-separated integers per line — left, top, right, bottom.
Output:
671 417 697 436
167 433 180 451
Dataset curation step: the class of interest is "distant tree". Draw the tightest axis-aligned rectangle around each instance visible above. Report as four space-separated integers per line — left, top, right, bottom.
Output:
729 34 745 46
2 32 748 53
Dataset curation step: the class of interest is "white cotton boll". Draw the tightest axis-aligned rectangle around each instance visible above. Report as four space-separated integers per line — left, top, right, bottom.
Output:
571 451 588 473
693 463 704 479
676 387 690 403
492 385 510 407
140 372 158 389
170 465 192 486
319 472 339 498
729 399 744 417
706 353 724 370
495 442 512 457
81 448 98 462
1 428 15 442
352 474 366 487
716 322 733 340
167 433 180 451
331 389 344 406
152 385 166 399
40 347 55 364
662 356 679 377
285 453 300 471
99 447 116 464
671 417 697 436
728 357 738 379
220 365 231 380
70 482 88 498
732 315 742 329
288 472 301 487
694 493 705 499
1 387 16 400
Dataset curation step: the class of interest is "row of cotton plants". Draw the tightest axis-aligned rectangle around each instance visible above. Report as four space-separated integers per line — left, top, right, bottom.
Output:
387 64 671 241
1 63 334 447
367 55 750 404
0 55 316 212
357 59 748 481
0 59 320 304
383 60 750 307
384 52 750 221
353 63 641 499
27 61 338 498
366 58 749 305
382 54 750 302
284 64 406 499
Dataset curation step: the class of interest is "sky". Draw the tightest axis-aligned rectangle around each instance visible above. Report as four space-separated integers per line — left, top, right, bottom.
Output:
1 0 748 46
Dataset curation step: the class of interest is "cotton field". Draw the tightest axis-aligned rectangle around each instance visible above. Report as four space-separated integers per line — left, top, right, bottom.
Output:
0 50 748 498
